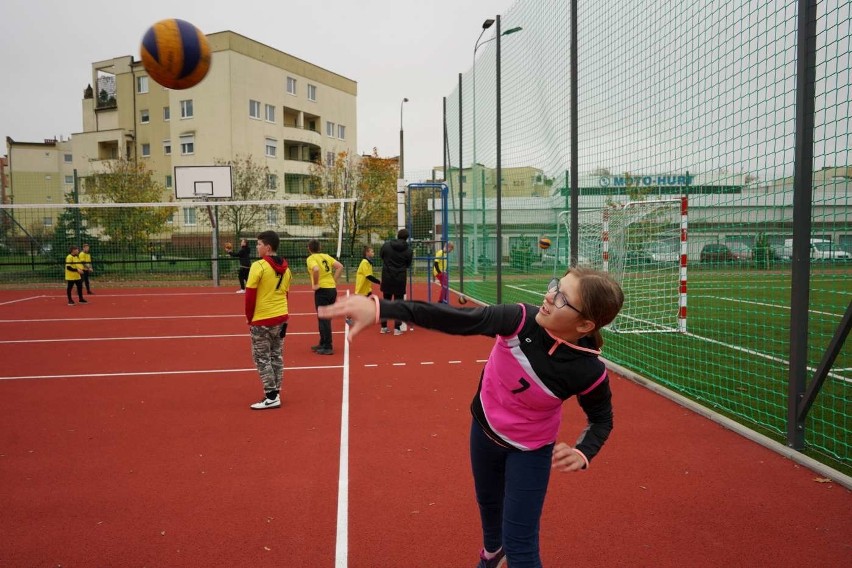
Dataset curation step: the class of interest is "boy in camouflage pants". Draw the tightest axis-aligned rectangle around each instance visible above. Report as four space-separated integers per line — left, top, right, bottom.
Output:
245 230 292 409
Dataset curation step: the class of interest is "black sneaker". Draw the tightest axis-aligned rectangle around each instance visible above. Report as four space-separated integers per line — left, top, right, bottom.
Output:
79 299 88 304
310 344 322 352
315 347 334 355
67 301 76 306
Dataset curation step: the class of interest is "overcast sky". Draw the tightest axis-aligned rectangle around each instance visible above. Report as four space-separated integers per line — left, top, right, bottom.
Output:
0 0 513 175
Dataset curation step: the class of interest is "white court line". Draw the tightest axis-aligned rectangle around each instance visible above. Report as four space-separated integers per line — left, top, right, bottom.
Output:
0 311 325 324
335 298 351 568
0 331 342 345
0 295 48 306
0 364 343 381
709 295 843 318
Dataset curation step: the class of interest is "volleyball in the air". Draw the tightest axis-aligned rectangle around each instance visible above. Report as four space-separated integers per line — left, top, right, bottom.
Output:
140 19 211 90
538 236 552 250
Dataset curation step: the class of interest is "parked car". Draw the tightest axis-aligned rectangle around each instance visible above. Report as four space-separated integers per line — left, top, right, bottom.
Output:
781 238 851 261
700 243 736 263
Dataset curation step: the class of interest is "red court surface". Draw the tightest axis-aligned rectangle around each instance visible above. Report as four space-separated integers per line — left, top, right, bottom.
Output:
0 286 849 567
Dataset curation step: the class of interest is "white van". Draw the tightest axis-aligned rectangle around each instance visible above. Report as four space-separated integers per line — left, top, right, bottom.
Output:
782 238 851 261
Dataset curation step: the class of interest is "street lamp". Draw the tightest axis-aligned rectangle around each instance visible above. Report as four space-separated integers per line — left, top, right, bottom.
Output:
472 21 522 276
471 19 494 275
495 17 523 303
399 97 409 180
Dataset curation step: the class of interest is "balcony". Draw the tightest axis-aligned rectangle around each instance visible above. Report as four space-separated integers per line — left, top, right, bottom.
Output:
282 124 321 146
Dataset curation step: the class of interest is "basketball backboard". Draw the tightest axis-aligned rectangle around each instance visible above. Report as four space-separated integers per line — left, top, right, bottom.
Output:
174 166 233 199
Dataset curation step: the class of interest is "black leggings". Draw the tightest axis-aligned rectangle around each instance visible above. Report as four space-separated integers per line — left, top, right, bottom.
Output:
238 267 250 290
66 280 83 302
381 290 405 330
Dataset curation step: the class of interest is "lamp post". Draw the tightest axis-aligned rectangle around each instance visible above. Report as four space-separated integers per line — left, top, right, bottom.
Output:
472 18 494 275
399 97 409 180
494 18 523 303
472 22 523 276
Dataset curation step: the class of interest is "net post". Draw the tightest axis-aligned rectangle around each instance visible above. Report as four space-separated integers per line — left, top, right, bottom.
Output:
678 195 688 333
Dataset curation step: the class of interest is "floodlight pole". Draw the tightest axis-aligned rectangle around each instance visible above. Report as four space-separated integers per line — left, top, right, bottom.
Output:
472 18 495 276
399 97 409 180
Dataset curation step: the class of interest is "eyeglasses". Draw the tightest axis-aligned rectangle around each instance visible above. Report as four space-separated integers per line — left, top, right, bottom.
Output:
547 278 585 316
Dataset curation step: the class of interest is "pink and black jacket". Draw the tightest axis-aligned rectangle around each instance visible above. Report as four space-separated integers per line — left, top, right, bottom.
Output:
378 301 613 464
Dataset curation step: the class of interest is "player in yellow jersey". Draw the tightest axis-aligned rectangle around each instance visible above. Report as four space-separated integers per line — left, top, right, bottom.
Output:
64 245 87 306
306 239 343 355
354 246 380 297
433 242 455 304
245 230 292 410
78 243 94 295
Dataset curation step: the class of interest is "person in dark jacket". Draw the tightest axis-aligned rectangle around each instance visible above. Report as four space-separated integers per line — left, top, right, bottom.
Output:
319 266 624 568
226 239 252 293
378 228 413 334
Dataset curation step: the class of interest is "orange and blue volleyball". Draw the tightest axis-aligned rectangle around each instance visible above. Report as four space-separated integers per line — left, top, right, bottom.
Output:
538 237 552 250
140 19 211 90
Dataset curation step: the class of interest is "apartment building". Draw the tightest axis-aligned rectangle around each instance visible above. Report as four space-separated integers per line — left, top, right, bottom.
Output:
6 30 357 237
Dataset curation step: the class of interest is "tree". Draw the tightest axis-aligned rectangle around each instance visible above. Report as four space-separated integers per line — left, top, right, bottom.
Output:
309 149 397 257
212 155 275 241
83 159 176 254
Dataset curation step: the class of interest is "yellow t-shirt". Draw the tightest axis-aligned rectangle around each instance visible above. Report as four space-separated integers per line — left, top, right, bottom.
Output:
355 258 375 296
432 249 447 277
65 254 83 281
78 251 92 270
246 259 291 323
306 253 338 289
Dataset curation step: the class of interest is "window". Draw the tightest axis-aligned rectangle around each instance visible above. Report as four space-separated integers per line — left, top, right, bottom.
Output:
307 84 317 101
163 106 170 121
338 125 346 140
165 175 173 188
163 140 172 155
265 104 275 123
266 209 278 225
43 217 53 227
286 77 297 95
180 99 193 118
180 134 195 155
266 174 278 191
249 99 261 119
326 151 335 167
64 154 72 163
65 175 73 185
326 121 335 136
141 143 151 157
183 208 197 226
140 109 150 123
137 76 149 93
265 138 277 158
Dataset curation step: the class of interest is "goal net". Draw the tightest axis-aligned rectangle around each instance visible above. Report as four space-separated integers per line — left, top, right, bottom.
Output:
0 198 354 287
554 197 687 333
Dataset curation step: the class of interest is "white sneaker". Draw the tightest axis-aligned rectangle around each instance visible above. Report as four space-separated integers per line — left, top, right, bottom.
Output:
236 289 246 294
250 395 280 410
380 327 390 334
394 329 403 336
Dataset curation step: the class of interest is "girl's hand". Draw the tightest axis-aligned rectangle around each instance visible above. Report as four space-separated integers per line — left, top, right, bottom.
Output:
551 442 587 472
318 295 375 341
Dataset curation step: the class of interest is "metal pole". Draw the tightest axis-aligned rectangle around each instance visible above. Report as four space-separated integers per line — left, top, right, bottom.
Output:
570 0 579 268
496 14 503 303
787 0 817 450
399 97 409 180
446 96 463 291
458 73 464 284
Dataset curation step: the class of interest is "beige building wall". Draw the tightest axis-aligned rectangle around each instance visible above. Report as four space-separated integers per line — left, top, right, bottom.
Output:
5 31 359 240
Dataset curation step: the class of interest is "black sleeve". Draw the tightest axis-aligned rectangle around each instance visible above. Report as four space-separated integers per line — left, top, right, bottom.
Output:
574 377 614 464
367 275 381 284
66 264 78 273
433 260 441 274
379 300 523 337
